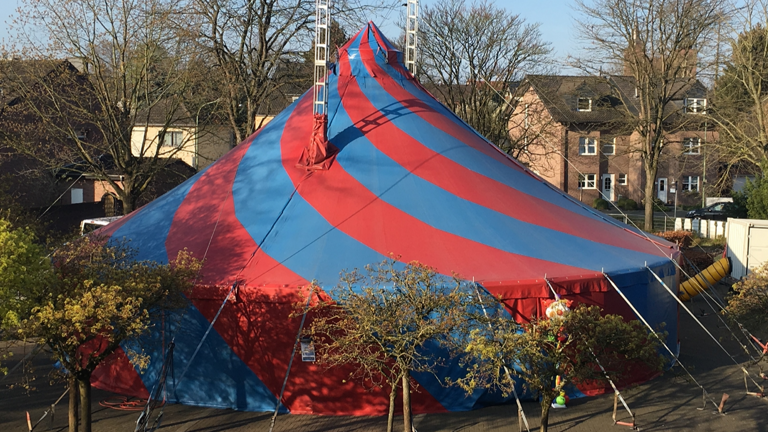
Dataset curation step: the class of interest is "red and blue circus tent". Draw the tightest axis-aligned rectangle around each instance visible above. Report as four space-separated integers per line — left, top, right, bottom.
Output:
92 22 679 415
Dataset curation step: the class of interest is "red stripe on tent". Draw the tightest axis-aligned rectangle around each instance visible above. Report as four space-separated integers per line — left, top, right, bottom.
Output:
339 46 671 259
91 346 150 399
165 135 307 288
351 30 524 173
190 288 445 415
164 131 444 415
284 94 590 285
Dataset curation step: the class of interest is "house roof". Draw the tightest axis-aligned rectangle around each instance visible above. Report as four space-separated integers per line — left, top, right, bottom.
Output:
0 59 80 110
523 74 708 125
134 98 195 127
254 82 307 116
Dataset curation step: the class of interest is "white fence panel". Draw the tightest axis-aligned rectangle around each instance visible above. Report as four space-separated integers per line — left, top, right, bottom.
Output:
674 218 725 238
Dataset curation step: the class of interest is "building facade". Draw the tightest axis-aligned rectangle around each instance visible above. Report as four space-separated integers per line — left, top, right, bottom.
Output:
511 74 716 208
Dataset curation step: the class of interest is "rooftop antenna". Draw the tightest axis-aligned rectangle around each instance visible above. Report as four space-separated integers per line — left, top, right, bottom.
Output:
297 0 337 170
405 0 419 75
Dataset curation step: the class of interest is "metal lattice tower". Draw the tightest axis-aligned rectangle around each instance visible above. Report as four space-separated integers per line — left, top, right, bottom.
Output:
405 0 419 75
313 0 331 116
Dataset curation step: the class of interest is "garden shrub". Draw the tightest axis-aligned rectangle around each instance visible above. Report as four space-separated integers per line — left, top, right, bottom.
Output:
593 198 610 210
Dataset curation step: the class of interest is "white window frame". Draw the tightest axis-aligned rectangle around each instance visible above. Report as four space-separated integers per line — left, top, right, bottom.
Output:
685 98 707 114
524 104 530 128
618 173 627 185
161 130 184 148
578 137 597 155
682 175 700 192
578 173 597 189
683 137 701 155
577 97 592 112
602 138 616 155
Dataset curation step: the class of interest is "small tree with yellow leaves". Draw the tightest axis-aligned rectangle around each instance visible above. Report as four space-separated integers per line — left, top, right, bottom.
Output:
726 262 768 357
17 236 201 432
301 259 488 432
456 303 665 432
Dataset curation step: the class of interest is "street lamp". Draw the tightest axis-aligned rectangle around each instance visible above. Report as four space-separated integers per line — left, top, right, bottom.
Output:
195 98 221 171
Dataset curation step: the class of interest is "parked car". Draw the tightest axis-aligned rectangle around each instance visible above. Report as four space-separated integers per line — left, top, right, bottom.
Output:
685 202 746 220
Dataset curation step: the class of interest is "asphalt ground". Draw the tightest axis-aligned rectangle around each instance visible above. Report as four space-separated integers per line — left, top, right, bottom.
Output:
2 283 767 432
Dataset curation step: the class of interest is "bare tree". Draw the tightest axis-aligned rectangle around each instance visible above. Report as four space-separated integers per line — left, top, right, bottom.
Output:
2 0 199 213
574 0 725 230
709 0 768 184
188 0 314 143
419 0 551 157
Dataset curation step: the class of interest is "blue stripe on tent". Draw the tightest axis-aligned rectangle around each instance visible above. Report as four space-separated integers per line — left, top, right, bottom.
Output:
328 102 669 272
607 262 679 350
355 35 616 227
231 102 391 287
122 304 286 412
110 167 210 263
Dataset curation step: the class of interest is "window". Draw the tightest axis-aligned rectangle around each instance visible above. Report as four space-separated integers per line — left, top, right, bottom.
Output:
71 188 84 204
683 137 701 154
602 138 615 155
161 130 183 148
618 174 627 185
578 137 597 155
577 97 592 112
685 98 707 114
682 175 700 192
578 173 597 189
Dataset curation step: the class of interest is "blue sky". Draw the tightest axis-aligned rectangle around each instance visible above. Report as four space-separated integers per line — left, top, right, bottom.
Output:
0 0 582 70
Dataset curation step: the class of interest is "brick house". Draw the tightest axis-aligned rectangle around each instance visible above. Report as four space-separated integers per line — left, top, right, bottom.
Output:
1 59 234 231
511 74 716 207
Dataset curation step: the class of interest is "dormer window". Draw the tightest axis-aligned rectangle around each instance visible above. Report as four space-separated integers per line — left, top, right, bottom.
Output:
685 98 706 114
683 137 701 154
577 97 592 112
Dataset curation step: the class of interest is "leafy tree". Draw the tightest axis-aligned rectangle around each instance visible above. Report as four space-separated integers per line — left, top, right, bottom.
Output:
574 0 725 230
734 175 768 219
0 218 53 376
302 259 485 432
726 261 768 341
456 301 665 432
709 2 768 183
419 0 552 157
16 236 201 432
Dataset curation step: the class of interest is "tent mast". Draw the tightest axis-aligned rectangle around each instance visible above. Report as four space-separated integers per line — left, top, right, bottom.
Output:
313 0 330 120
405 0 419 75
297 0 337 170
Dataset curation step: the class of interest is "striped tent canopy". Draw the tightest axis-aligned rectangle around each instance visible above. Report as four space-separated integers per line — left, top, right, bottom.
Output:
92 22 679 416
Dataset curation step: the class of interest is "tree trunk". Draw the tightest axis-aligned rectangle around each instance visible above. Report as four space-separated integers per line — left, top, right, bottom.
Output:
78 374 92 432
387 383 398 432
539 398 552 432
402 373 412 432
644 166 656 232
68 376 79 432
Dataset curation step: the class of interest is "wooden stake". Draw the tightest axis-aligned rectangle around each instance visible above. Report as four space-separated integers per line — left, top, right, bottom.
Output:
718 393 729 414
